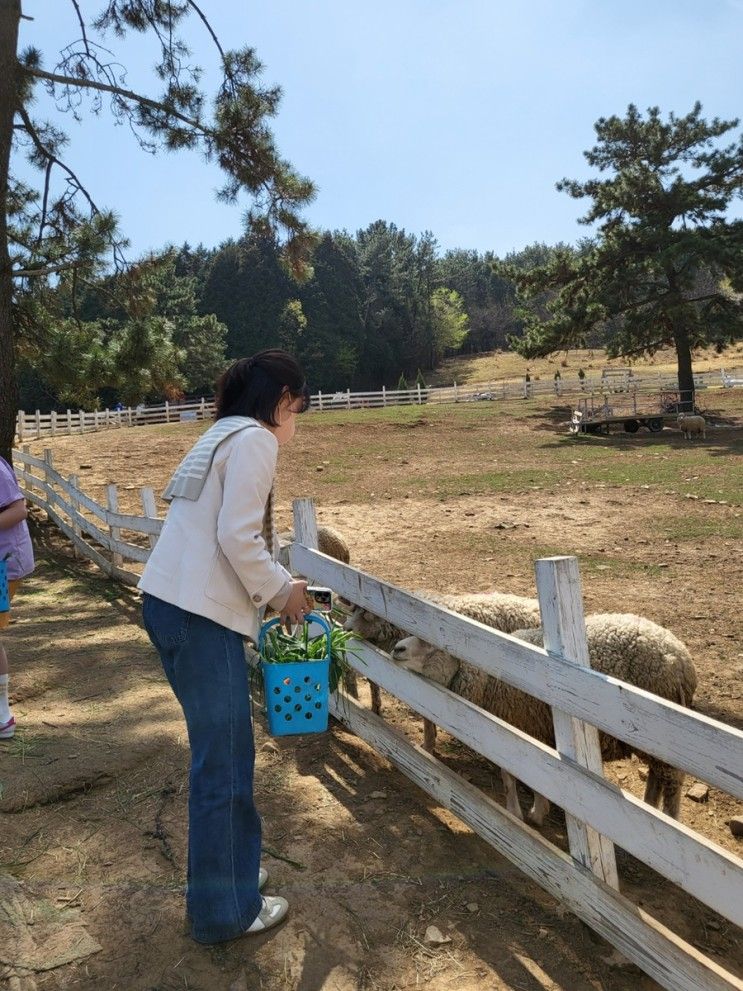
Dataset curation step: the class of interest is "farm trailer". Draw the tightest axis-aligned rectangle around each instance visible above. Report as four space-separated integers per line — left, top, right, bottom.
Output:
570 389 695 435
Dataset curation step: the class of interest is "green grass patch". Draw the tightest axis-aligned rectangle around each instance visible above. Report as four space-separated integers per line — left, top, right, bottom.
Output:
660 517 743 541
429 468 564 498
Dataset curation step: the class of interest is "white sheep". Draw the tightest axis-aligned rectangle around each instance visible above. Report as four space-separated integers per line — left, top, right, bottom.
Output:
392 612 697 823
345 592 541 748
676 413 706 440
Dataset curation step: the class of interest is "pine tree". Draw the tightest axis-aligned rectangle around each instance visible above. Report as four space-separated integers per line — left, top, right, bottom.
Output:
499 104 743 408
0 1 316 461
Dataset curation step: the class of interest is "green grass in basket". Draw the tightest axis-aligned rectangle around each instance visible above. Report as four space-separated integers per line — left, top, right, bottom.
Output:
260 623 362 694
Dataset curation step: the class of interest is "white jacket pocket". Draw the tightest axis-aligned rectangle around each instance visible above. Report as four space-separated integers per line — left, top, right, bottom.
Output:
204 547 251 614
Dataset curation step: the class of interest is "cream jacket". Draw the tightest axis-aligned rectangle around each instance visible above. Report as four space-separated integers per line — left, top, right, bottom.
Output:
138 423 292 639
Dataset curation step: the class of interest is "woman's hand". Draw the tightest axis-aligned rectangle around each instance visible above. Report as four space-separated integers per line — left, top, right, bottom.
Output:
280 579 310 629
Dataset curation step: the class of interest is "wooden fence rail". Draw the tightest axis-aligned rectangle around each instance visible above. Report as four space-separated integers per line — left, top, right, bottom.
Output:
14 366 742 441
10 455 743 990
14 447 162 586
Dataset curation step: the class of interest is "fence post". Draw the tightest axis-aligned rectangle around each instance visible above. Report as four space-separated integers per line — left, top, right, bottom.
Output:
140 486 160 550
346 389 351 411
293 497 319 552
318 391 323 412
69 474 82 559
65 409 72 435
35 410 41 439
453 381 458 402
127 406 133 426
42 448 55 518
106 484 123 567
382 385 387 407
51 410 57 435
78 409 84 434
417 383 422 405
105 408 110 428
16 411 24 442
199 397 206 420
535 556 619 888
165 400 170 423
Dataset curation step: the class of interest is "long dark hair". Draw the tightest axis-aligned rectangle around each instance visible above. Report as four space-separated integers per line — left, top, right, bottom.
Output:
215 350 310 424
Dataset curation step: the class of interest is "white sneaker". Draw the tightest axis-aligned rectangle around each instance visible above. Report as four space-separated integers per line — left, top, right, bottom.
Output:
245 895 289 933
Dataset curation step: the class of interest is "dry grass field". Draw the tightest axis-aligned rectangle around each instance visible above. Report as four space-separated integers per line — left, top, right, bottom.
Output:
2 380 742 990
429 343 743 385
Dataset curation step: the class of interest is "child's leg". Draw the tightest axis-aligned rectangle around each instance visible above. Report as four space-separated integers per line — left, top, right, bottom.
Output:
0 581 18 735
0 643 13 732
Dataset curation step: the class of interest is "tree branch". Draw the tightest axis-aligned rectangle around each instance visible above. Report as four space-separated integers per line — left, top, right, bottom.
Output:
13 260 83 278
68 0 91 57
39 158 52 246
618 338 674 357
25 65 211 137
186 1 226 66
17 104 101 218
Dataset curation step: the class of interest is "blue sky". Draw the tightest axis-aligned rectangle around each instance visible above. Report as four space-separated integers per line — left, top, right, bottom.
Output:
16 1 743 259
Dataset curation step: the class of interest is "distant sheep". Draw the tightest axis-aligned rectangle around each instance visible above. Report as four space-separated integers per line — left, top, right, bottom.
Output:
347 592 541 748
677 413 706 440
392 612 696 823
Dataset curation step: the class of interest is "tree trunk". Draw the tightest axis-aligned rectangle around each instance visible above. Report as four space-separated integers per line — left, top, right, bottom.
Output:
673 325 695 413
0 0 20 465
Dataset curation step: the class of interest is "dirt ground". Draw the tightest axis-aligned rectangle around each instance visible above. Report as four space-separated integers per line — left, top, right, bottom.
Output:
3 391 742 990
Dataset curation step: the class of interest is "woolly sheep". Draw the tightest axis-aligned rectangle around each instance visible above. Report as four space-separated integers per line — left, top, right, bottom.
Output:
346 592 542 749
316 525 351 563
392 612 697 823
676 413 706 440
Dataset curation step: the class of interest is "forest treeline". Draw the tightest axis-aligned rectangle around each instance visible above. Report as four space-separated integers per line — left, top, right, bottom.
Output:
19 222 576 411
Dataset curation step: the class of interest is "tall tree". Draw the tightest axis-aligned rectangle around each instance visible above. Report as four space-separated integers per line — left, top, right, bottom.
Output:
297 233 365 390
429 287 469 364
199 233 293 358
1 0 316 462
437 248 516 352
500 104 743 406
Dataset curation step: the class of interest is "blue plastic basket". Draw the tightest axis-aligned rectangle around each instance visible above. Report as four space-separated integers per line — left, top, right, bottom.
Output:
0 560 9 614
258 613 332 737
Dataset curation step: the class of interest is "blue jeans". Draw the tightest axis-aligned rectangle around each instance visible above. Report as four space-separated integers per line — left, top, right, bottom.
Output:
142 593 263 943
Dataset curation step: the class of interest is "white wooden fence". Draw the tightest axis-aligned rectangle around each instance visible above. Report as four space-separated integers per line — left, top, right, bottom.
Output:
14 367 742 441
13 448 161 586
11 456 743 990
287 499 743 991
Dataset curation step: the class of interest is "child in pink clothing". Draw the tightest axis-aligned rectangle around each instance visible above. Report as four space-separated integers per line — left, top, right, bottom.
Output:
0 456 35 738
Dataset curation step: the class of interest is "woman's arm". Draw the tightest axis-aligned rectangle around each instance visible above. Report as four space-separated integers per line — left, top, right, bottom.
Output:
0 499 28 530
216 429 295 608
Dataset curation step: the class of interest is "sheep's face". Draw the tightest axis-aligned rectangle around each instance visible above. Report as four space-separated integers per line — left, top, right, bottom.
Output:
392 637 460 687
334 595 354 617
343 606 384 640
391 636 428 672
